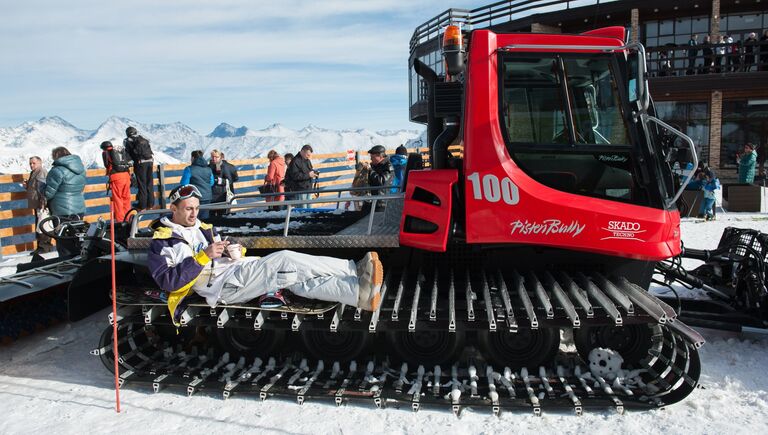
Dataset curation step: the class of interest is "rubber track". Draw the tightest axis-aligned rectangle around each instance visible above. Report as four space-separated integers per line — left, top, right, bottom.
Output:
93 320 701 416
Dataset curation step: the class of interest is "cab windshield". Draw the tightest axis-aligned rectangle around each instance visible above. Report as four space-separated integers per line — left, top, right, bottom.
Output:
499 53 648 205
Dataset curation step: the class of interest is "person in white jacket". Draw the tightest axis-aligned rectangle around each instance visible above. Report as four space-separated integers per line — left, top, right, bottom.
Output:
148 184 383 324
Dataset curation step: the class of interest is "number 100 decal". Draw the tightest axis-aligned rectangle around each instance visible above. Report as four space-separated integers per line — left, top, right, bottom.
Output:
467 172 520 205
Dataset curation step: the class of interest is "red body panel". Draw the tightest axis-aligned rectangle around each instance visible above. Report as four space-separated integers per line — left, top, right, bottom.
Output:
580 26 626 41
399 169 458 252
462 30 682 261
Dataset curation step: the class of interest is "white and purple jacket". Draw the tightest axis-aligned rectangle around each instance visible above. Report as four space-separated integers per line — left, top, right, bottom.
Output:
148 217 230 325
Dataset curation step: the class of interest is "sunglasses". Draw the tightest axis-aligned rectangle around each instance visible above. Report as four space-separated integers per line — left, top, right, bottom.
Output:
169 184 202 204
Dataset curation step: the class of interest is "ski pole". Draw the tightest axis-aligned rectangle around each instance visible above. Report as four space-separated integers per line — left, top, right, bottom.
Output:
110 200 121 413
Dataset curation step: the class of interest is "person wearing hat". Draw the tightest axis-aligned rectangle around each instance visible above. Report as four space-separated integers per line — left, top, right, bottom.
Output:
737 143 757 184
365 145 394 211
147 184 384 325
100 140 133 222
123 126 155 210
390 145 408 193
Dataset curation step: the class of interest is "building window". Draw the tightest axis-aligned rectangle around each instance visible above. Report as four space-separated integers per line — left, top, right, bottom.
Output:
721 99 768 168
655 101 710 163
721 12 766 44
643 16 711 75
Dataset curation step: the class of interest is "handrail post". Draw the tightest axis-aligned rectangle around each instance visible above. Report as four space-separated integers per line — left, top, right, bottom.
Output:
157 164 166 210
283 205 293 237
366 199 378 235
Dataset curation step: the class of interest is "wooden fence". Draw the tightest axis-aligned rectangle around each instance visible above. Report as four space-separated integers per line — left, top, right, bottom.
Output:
0 147 436 256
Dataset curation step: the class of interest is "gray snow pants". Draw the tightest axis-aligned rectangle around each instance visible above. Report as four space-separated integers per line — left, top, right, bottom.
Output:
218 250 359 306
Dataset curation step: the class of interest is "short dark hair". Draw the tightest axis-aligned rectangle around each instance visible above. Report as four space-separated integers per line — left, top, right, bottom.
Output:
191 150 203 159
284 153 294 161
745 143 755 150
51 146 71 160
301 144 313 153
396 145 408 155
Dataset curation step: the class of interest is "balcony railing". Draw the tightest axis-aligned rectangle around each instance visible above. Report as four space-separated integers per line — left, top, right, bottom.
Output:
646 41 768 78
410 0 626 50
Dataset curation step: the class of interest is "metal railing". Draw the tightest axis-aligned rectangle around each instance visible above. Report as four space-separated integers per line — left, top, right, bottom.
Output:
408 0 637 121
410 0 622 49
646 41 768 77
129 186 404 239
230 184 401 206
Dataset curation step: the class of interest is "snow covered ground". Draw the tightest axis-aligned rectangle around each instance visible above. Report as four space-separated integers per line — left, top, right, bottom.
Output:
1 214 768 434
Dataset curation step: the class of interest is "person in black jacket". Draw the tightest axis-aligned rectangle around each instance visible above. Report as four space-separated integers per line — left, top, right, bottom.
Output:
744 32 758 71
365 145 393 212
687 34 698 75
209 149 239 216
760 30 768 71
285 144 318 208
123 126 155 210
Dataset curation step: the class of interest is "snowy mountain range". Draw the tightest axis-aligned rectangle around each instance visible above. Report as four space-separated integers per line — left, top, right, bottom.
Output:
0 116 423 174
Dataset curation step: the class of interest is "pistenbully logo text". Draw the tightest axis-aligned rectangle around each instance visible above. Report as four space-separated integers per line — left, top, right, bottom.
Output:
510 219 585 238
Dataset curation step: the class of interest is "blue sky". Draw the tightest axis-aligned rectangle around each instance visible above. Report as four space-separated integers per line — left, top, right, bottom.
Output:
0 0 492 134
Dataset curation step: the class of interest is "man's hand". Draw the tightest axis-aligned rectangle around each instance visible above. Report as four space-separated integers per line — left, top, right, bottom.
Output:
309 170 318 178
203 241 229 259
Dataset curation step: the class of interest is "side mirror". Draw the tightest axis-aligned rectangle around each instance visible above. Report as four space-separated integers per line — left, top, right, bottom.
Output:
626 44 648 111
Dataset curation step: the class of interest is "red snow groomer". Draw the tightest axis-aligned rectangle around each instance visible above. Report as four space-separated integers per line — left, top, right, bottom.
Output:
95 19 705 415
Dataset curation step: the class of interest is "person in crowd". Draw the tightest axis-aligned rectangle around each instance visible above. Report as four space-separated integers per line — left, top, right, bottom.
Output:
726 34 738 72
180 150 214 219
44 147 86 257
686 161 706 190
100 141 132 223
737 143 758 184
714 35 726 73
390 145 408 193
701 35 713 74
209 149 239 217
657 50 669 76
123 126 155 210
264 150 286 210
687 34 698 75
696 167 720 221
285 145 318 208
346 161 371 211
760 30 768 71
147 184 383 325
366 145 394 212
24 156 54 253
744 32 758 71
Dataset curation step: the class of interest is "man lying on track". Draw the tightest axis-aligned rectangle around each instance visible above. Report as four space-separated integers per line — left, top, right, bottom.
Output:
148 184 383 325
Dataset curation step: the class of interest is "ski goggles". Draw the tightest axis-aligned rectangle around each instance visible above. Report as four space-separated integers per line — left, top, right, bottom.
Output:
169 184 202 204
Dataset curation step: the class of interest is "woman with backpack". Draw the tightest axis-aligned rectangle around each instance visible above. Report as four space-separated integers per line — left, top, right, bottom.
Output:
101 141 132 222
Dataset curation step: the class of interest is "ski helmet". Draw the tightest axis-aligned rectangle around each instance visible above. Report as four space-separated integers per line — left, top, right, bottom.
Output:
100 141 113 150
126 126 138 137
